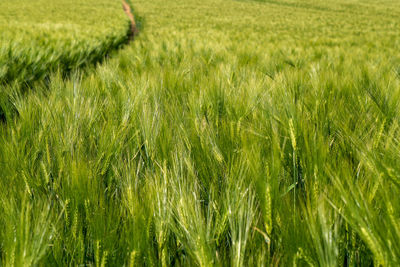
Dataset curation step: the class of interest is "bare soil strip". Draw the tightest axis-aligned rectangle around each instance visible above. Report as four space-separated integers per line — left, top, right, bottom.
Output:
122 0 138 40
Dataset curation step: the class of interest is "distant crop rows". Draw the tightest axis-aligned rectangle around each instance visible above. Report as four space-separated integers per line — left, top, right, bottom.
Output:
0 0 131 121
0 0 130 85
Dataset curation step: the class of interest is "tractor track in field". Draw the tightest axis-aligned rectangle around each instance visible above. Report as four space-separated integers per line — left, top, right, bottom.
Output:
122 0 138 41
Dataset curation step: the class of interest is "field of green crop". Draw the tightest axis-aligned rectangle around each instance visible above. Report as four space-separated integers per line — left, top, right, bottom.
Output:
0 0 131 121
0 0 131 84
1 0 400 265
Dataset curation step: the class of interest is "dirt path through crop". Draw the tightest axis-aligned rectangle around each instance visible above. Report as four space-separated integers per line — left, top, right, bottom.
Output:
122 0 138 40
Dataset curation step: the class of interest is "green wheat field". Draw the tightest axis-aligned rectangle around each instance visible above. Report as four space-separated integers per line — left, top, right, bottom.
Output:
1 0 400 265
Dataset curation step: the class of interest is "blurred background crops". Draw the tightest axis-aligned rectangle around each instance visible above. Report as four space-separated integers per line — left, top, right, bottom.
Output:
1 0 400 265
0 0 131 120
